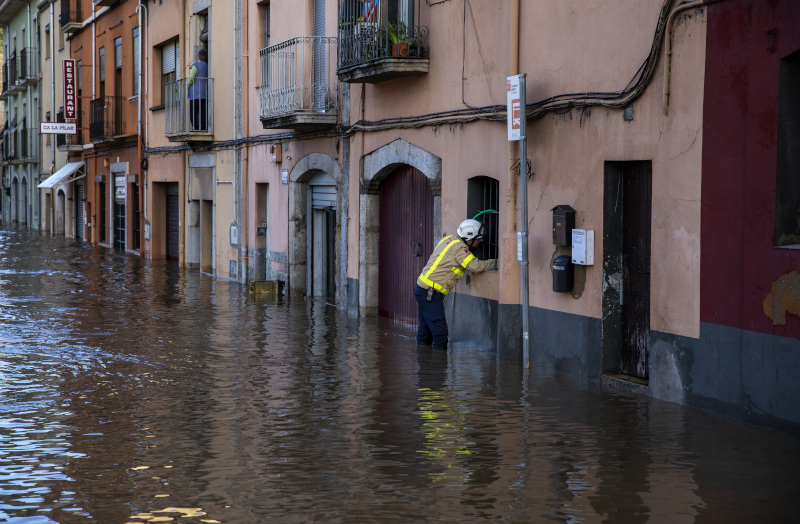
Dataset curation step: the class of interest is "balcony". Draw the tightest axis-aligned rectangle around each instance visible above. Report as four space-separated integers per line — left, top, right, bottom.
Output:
0 68 7 100
0 0 28 25
57 111 84 152
257 36 338 131
2 55 22 97
17 48 39 87
337 0 429 84
59 0 82 33
164 77 214 142
18 128 38 163
90 96 126 142
2 130 13 164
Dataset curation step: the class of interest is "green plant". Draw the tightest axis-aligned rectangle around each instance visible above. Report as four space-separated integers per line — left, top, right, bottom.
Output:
387 21 411 44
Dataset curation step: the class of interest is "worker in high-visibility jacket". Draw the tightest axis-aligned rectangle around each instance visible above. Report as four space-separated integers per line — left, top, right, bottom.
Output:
415 219 497 350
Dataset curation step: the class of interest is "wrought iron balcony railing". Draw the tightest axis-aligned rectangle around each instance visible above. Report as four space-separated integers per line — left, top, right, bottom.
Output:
257 36 338 122
2 131 13 161
60 0 82 31
165 77 214 139
90 96 125 140
17 48 39 85
337 0 429 80
18 128 38 162
56 111 84 150
5 55 18 87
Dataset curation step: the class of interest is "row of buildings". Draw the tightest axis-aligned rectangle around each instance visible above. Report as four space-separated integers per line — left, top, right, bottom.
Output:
1 0 799 434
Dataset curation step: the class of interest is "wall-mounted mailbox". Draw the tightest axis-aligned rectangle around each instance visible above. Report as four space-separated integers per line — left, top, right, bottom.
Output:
552 255 574 293
552 205 575 246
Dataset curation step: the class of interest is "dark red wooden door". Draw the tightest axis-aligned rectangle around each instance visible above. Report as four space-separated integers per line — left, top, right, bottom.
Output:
379 165 433 322
621 162 652 379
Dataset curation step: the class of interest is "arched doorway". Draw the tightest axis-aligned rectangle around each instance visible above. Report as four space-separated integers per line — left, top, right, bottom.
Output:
20 178 27 224
12 179 19 223
378 165 433 322
359 139 442 317
288 153 343 302
307 171 337 302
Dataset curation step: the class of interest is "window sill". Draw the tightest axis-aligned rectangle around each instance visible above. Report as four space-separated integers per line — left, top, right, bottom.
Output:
777 244 800 250
149 105 165 112
128 95 139 102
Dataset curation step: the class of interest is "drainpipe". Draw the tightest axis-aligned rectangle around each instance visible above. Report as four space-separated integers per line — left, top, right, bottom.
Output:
235 0 243 282
241 0 249 281
137 0 147 255
50 3 56 235
92 1 97 244
27 2 35 228
663 0 724 114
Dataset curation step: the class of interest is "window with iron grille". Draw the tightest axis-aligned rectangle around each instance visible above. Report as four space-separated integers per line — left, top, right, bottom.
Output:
467 176 499 261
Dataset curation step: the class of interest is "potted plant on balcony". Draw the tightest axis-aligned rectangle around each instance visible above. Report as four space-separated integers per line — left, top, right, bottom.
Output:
388 21 411 57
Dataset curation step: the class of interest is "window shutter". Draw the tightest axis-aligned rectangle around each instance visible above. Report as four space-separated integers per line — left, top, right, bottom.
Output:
133 28 140 95
115 37 122 68
176 41 180 78
99 47 105 82
162 41 175 75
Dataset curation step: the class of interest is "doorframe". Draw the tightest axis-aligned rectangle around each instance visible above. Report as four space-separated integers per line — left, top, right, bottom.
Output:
288 153 343 300
360 139 442 316
602 160 652 379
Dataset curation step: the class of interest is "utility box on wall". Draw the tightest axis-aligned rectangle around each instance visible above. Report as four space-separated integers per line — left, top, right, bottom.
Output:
572 229 595 265
552 205 576 246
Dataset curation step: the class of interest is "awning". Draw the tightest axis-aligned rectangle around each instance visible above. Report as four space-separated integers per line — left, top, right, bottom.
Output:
38 162 86 189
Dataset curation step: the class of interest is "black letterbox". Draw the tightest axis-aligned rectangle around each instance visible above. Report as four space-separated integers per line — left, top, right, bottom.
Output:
552 255 574 293
552 205 576 246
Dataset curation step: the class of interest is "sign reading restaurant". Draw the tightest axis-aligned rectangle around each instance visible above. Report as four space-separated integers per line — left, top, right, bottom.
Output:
64 59 77 120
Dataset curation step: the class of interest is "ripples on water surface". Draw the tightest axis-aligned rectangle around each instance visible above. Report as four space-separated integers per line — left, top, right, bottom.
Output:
1 228 799 523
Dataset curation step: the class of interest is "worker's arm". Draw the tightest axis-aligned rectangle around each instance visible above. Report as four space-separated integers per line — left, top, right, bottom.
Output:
187 65 198 87
453 243 497 273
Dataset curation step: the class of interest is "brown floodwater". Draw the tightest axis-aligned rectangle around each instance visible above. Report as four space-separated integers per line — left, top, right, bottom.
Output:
1 227 799 523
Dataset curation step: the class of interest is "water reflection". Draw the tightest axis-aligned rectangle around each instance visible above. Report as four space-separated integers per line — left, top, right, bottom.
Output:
1 227 799 522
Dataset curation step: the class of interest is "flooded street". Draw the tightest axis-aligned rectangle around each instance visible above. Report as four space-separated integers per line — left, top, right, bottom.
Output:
1 228 799 523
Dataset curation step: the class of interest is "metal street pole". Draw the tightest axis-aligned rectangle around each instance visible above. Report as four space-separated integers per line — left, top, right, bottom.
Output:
518 74 530 368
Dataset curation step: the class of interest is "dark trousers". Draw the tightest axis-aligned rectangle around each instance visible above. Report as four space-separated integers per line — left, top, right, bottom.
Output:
414 284 448 350
190 99 207 131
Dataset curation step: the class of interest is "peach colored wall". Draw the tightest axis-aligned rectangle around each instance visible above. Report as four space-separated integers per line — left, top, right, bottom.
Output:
345 1 705 338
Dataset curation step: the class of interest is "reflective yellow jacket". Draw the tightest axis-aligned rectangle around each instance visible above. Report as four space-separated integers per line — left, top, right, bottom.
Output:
417 235 497 295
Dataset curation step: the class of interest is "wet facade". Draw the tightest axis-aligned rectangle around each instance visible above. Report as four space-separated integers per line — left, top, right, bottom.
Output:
1 0 41 229
2 229 800 521
0 0 798 435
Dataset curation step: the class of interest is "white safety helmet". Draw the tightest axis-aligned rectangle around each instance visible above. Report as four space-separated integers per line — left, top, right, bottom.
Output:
457 219 485 241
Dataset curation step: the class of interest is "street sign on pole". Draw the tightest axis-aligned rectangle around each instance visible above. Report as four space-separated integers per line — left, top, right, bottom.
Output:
507 75 522 141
